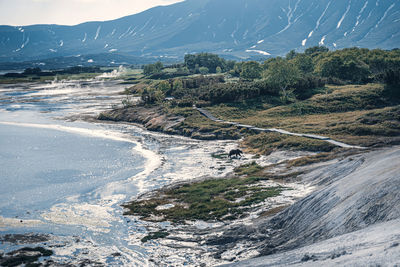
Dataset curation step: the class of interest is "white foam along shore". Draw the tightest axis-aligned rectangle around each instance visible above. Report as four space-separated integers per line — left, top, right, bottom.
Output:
0 121 162 231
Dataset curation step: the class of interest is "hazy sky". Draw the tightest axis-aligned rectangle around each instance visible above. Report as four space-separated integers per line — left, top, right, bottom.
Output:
0 0 184 26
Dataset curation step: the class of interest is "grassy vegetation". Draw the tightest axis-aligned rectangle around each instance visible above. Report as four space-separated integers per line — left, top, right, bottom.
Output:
205 83 400 149
123 168 288 223
141 231 170 243
243 132 338 155
234 161 264 176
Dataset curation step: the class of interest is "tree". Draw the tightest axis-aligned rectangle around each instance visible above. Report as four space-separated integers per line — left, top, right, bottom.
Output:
230 63 243 77
341 59 370 83
184 53 228 73
316 53 370 83
240 61 262 80
263 59 300 99
184 54 197 70
143 61 163 76
317 54 344 78
286 50 297 60
305 46 329 56
292 54 314 74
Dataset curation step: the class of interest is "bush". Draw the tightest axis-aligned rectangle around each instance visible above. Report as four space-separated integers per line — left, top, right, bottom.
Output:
141 87 165 104
383 68 400 98
240 61 262 80
199 67 209 74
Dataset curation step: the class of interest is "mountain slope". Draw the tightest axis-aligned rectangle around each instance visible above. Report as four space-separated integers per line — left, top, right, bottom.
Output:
0 0 399 63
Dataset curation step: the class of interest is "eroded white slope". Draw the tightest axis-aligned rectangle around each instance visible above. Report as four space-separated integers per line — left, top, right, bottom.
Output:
223 146 400 266
225 219 400 266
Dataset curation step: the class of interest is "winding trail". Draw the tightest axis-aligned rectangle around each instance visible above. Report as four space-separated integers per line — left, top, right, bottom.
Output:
194 106 365 149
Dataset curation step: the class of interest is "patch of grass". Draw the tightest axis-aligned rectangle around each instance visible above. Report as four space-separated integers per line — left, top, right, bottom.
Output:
141 231 170 243
234 161 264 176
286 149 363 168
206 96 281 121
243 132 337 155
286 152 339 167
259 205 289 217
123 174 287 223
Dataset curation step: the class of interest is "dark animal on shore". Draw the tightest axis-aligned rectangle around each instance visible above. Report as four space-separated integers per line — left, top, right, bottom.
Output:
229 149 243 158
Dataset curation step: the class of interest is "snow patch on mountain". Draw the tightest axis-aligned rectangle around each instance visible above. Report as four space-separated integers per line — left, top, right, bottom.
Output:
302 1 331 48
319 35 326 45
245 49 271 56
337 0 352 29
375 3 396 28
94 26 101 40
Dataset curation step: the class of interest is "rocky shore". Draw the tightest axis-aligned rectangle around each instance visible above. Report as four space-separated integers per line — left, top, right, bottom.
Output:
98 105 241 140
99 106 184 133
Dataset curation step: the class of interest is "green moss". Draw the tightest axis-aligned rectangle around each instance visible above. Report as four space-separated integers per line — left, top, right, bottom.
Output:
211 153 229 159
0 247 53 267
141 231 170 243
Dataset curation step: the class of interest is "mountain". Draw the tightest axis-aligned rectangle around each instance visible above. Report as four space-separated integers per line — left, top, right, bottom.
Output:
0 0 399 65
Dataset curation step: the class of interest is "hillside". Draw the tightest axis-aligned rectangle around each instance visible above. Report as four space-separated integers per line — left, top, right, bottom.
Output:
1 0 399 64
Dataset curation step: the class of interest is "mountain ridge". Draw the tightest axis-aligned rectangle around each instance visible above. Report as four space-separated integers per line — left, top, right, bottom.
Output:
0 0 399 64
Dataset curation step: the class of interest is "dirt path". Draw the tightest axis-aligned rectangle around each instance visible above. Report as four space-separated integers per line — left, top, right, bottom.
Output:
194 106 365 149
